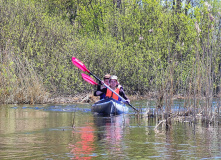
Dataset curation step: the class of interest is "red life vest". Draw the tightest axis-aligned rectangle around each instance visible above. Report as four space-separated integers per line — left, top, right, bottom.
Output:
106 88 120 100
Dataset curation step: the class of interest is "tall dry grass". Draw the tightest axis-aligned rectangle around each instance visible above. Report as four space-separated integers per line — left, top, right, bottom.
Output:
0 44 49 104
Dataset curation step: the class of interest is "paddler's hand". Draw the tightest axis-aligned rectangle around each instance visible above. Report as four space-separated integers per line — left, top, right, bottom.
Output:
100 81 107 89
96 91 103 96
125 99 130 105
100 81 105 85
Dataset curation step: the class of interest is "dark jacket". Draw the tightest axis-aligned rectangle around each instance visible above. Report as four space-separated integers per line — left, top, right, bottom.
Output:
96 86 128 101
93 81 106 100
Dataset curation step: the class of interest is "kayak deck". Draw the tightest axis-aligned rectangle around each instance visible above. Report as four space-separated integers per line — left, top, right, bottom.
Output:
92 98 129 115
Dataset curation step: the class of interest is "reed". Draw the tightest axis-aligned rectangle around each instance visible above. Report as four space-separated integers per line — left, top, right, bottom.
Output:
0 45 49 104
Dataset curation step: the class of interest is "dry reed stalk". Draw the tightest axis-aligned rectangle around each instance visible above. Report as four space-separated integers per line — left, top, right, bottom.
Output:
0 47 49 104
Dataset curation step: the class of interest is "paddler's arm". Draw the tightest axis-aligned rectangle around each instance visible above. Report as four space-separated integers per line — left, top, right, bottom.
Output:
94 87 107 96
94 81 102 96
97 81 102 90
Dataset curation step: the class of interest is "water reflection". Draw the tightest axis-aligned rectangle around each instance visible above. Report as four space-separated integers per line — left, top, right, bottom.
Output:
94 114 130 159
0 104 75 159
69 114 130 159
0 103 220 159
70 124 95 159
153 122 221 159
94 114 129 140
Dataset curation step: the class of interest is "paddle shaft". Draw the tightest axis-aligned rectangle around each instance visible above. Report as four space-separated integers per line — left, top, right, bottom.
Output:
88 72 139 112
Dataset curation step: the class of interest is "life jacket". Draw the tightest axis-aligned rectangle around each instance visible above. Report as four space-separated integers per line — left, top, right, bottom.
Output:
106 88 120 100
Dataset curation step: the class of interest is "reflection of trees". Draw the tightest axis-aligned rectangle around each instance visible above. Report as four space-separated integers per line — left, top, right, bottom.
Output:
0 105 76 158
0 105 49 134
154 122 221 159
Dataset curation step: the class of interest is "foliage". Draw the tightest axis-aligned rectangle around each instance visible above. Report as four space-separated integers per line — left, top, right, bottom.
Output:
0 0 220 104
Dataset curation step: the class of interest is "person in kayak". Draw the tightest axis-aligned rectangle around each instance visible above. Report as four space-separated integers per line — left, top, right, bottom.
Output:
94 74 111 99
107 75 130 104
95 75 130 103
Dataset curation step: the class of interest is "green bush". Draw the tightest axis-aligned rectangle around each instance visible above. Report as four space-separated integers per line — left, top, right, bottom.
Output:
0 0 220 104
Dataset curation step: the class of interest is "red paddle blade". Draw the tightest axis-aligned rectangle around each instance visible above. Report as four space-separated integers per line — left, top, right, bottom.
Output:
81 73 98 85
72 57 90 73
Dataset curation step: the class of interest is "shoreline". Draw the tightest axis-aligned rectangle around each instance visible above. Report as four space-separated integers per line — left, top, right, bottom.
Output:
45 93 220 104
45 93 155 104
2 92 221 105
47 93 220 126
2 92 219 125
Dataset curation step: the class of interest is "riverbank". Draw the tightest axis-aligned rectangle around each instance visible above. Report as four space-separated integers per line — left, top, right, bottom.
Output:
1 91 220 126
37 92 220 104
45 92 157 104
45 92 205 104
0 92 188 105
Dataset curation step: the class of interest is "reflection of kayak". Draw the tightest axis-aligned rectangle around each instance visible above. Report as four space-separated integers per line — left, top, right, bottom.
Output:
92 98 129 115
93 114 130 143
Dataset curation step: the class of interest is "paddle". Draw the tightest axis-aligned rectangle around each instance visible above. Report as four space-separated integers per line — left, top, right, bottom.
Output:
81 73 98 85
72 57 139 113
81 72 139 113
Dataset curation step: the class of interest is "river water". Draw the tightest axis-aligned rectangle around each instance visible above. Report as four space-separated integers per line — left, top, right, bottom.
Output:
0 100 220 159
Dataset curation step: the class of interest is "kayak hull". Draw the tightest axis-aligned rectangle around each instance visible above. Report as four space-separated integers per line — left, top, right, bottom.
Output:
92 98 129 115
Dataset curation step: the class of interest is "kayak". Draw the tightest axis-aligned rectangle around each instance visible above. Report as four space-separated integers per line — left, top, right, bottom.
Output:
92 98 129 115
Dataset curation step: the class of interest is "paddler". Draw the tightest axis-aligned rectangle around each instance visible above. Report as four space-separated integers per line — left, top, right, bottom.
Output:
94 74 111 99
107 75 130 103
95 75 130 104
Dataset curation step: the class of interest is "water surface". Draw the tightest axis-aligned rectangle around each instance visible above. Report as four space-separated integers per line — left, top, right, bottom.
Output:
0 102 220 159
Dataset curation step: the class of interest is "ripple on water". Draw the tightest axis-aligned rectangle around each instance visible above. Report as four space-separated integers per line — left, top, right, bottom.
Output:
11 104 92 113
43 105 91 113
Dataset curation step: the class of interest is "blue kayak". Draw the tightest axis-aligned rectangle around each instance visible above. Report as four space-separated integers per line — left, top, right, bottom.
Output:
92 98 129 115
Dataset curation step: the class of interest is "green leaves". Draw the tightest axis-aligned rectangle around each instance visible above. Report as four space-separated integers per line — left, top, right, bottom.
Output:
0 0 220 102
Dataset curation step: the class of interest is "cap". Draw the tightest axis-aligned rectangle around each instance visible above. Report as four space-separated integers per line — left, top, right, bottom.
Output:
110 75 118 80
